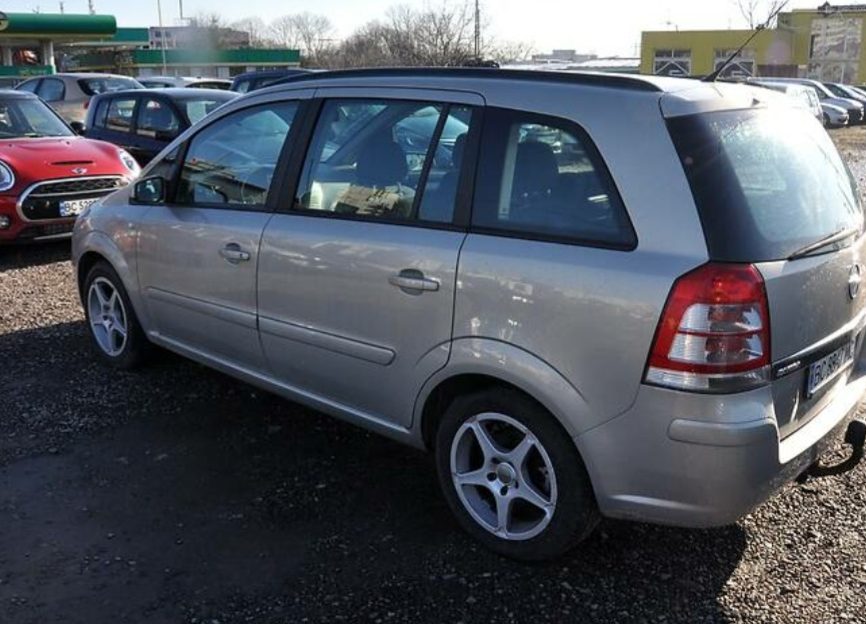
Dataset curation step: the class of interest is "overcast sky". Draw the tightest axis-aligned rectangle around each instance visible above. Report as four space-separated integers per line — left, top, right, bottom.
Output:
7 0 823 56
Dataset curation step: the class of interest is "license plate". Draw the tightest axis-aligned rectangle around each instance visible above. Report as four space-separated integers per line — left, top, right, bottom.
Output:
806 339 857 397
58 198 98 217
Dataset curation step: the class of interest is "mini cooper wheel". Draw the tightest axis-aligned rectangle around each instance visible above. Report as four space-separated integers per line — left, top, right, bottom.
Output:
435 389 599 561
83 261 149 369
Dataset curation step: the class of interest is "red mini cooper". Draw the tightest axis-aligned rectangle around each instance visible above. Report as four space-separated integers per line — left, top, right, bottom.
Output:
0 89 139 243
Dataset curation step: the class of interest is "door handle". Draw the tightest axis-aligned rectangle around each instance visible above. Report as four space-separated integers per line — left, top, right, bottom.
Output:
389 269 440 293
219 243 251 264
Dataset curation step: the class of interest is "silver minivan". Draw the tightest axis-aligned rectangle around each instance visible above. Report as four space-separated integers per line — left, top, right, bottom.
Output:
72 69 866 560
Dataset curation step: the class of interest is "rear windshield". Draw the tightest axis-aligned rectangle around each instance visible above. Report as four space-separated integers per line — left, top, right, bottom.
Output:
668 107 863 262
78 77 141 96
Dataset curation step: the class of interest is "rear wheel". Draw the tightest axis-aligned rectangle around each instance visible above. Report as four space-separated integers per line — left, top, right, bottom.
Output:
83 261 149 369
435 388 599 561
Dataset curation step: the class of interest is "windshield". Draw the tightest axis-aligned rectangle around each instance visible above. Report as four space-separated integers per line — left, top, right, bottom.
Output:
181 97 231 125
668 106 863 262
78 77 142 96
0 97 73 138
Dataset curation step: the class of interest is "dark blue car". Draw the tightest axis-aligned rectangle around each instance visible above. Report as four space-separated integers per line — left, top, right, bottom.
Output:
84 88 237 165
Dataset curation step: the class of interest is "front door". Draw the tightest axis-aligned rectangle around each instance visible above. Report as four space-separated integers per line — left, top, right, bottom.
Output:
137 97 306 372
258 91 482 427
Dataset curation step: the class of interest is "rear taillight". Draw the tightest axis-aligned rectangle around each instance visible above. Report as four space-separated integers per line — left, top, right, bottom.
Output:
83 99 89 110
645 263 771 393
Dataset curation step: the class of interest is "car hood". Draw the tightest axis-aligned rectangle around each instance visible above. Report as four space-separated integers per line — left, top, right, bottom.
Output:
0 137 128 190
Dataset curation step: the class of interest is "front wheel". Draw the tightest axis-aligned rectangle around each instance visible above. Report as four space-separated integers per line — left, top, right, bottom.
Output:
83 261 150 369
435 389 599 561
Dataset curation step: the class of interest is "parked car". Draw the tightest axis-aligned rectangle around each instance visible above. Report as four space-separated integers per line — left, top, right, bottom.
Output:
72 69 866 560
822 102 851 128
757 77 865 124
15 73 143 127
230 69 310 93
0 90 138 243
85 88 237 165
824 82 866 106
749 80 823 122
139 76 232 90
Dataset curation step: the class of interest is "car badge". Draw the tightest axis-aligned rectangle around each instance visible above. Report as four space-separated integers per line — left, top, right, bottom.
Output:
72 167 87 175
849 264 862 300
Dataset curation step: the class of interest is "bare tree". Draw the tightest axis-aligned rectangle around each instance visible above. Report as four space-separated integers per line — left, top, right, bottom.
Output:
269 13 335 63
232 17 274 48
486 39 535 65
734 0 788 28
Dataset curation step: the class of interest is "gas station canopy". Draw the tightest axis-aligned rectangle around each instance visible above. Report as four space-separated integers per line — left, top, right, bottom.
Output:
0 12 117 78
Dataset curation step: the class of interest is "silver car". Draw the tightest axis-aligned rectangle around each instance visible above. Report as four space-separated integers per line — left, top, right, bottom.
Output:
72 69 866 560
15 73 143 127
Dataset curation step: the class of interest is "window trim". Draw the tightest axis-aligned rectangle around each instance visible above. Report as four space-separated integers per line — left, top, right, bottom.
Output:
280 95 477 232
162 99 306 213
469 107 637 252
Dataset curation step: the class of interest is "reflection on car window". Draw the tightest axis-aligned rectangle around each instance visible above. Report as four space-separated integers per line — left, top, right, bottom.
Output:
37 79 65 102
183 99 225 125
106 98 137 132
296 99 456 222
176 102 297 207
473 109 634 247
0 98 73 138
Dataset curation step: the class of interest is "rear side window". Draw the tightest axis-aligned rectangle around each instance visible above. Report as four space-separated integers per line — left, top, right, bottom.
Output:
78 77 140 96
16 79 39 94
105 97 137 132
136 98 180 140
294 99 470 224
37 78 65 102
176 102 298 207
668 107 863 262
472 108 635 248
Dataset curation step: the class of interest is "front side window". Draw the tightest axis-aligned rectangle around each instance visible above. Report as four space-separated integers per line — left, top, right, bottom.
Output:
472 109 635 248
37 78 65 102
175 102 298 207
296 99 468 223
136 98 180 140
105 97 137 132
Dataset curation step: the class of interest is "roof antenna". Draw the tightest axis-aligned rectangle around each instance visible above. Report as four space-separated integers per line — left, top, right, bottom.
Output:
703 0 788 82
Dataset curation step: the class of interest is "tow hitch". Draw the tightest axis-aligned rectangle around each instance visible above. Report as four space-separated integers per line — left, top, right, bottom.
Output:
796 419 866 482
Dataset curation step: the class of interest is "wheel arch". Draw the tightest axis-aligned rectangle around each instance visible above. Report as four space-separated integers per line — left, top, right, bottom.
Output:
415 338 591 451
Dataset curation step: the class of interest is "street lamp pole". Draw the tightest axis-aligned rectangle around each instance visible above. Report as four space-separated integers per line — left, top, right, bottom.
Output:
156 0 168 75
474 0 481 60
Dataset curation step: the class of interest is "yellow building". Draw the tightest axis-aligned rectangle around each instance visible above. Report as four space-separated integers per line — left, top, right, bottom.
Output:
640 2 866 83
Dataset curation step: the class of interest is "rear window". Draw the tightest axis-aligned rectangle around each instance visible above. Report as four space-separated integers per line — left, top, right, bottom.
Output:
78 77 141 96
668 107 863 262
180 98 226 125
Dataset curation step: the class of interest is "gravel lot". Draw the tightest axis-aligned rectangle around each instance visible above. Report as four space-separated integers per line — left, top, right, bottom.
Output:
2 130 866 624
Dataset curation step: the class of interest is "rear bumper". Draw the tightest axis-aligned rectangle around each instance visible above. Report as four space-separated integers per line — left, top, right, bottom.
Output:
577 371 866 527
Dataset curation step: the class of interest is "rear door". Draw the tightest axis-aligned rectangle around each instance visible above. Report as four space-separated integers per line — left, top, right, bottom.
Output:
667 105 866 437
257 89 482 427
137 92 312 372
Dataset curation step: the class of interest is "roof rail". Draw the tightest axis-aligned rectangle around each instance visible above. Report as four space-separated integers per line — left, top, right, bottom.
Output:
268 67 663 93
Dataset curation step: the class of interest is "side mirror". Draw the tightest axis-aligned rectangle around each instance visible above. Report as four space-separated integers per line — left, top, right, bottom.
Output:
69 121 86 135
132 176 166 204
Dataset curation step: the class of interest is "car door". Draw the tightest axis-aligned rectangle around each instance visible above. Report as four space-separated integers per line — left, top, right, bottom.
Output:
257 89 482 427
100 94 139 152
136 92 312 373
132 95 182 165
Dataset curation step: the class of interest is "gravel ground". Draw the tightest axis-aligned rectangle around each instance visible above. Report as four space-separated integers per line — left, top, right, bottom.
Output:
2 132 866 623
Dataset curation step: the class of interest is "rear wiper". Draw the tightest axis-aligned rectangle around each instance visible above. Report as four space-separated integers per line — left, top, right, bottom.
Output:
788 227 859 260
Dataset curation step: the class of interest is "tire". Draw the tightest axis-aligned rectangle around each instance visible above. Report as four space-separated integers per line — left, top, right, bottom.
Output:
435 388 599 561
82 261 150 369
